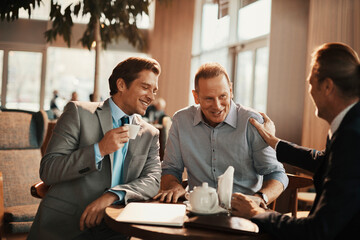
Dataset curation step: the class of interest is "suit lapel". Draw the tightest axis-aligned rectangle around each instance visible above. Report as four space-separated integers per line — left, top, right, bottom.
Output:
95 99 114 166
123 115 144 182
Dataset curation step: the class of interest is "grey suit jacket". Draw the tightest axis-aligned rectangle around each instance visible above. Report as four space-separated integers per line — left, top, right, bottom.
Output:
28 99 161 240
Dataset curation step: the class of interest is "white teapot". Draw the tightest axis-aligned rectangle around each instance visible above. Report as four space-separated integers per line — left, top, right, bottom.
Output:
186 182 219 213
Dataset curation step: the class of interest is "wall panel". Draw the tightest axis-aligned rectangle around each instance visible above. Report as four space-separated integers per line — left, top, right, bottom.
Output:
267 0 310 145
149 0 195 116
302 0 360 149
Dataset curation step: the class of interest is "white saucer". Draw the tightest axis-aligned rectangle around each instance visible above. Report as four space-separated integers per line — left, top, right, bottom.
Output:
184 201 228 215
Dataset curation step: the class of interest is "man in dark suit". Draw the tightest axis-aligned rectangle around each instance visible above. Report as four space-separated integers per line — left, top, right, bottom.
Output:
231 42 360 240
29 57 162 240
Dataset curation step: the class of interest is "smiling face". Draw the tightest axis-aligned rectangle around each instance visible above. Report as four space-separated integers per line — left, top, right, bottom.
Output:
193 74 233 127
114 70 159 116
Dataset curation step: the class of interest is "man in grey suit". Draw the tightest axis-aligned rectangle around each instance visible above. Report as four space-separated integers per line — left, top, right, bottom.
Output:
28 57 162 240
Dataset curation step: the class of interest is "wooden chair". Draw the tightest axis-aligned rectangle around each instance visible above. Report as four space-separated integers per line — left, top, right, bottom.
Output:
0 109 48 240
270 173 313 217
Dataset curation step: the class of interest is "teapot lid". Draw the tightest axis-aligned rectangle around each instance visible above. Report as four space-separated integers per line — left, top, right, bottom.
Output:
193 182 216 193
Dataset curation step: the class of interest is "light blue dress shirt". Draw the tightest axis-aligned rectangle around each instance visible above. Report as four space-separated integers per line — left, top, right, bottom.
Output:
94 98 133 202
162 100 288 194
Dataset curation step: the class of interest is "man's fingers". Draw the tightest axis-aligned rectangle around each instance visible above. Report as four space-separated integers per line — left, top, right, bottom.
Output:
96 212 104 226
232 192 248 203
153 192 166 201
172 192 181 203
165 192 174 203
153 192 162 200
159 192 167 202
112 126 129 133
259 112 269 121
79 212 87 231
249 118 262 129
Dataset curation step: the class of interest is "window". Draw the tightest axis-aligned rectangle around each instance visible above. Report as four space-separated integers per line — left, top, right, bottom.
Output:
191 0 271 112
234 45 269 112
201 2 230 51
6 51 42 111
2 2 152 113
253 47 269 111
45 47 148 111
237 0 271 41
235 50 253 107
18 0 153 28
45 47 95 110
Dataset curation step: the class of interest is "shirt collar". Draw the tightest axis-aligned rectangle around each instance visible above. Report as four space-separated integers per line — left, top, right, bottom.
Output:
192 100 237 128
109 97 133 124
328 102 357 139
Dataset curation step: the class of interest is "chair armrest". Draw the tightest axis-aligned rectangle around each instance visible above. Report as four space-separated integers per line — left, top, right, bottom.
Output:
286 173 313 189
31 181 50 199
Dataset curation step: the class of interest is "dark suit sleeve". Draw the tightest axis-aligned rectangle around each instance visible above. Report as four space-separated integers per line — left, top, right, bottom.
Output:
251 129 360 240
276 140 325 173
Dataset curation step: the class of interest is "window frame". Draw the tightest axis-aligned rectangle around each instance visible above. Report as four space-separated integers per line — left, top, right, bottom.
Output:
0 43 47 110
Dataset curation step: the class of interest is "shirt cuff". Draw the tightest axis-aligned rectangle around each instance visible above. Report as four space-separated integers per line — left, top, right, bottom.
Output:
107 189 126 205
274 140 281 151
263 171 289 190
94 143 103 169
161 169 183 183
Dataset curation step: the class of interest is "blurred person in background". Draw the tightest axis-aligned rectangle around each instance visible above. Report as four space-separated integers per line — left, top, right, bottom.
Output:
144 97 167 124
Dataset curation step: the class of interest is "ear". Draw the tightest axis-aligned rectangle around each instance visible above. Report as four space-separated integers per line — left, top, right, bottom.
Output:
322 77 335 96
192 90 200 104
229 82 233 99
116 78 126 93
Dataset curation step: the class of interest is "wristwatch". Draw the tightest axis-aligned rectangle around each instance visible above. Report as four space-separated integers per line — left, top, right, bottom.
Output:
256 191 269 204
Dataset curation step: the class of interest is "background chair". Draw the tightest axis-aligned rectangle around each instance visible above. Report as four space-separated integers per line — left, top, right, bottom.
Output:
270 173 313 217
0 109 48 240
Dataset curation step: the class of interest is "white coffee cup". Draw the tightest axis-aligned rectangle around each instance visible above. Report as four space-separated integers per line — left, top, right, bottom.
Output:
125 124 140 139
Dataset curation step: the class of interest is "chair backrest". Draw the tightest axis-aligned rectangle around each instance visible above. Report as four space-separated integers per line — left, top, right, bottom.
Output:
159 116 172 161
0 109 48 207
270 173 313 217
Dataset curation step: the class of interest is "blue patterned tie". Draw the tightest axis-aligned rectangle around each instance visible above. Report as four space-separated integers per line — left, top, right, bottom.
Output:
111 115 129 187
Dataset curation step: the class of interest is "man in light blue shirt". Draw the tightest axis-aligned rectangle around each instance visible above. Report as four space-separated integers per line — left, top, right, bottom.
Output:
155 63 288 206
94 98 134 202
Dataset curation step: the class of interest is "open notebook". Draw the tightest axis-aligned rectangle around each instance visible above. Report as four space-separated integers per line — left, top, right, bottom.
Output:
115 202 186 227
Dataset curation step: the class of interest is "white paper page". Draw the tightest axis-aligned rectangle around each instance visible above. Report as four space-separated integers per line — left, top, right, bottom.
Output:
116 202 186 227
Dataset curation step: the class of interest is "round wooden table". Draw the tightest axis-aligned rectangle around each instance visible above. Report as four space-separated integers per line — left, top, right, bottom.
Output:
105 205 273 240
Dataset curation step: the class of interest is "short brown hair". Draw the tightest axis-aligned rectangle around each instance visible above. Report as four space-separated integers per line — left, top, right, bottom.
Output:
194 63 231 91
109 57 161 96
312 42 360 98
